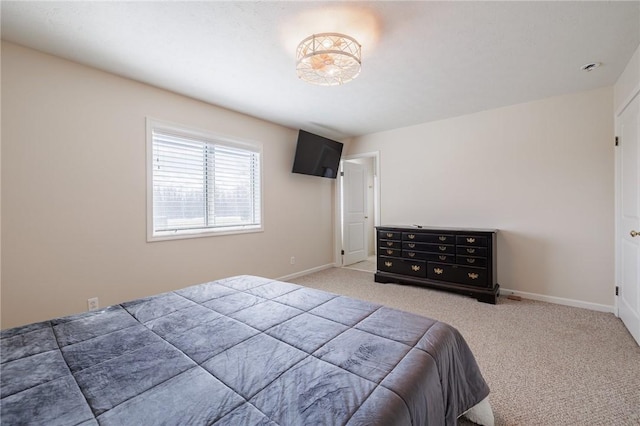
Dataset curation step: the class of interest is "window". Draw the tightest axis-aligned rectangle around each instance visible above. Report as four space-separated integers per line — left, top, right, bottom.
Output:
147 119 262 241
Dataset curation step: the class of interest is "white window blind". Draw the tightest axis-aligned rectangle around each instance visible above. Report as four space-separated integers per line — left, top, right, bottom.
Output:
148 123 262 240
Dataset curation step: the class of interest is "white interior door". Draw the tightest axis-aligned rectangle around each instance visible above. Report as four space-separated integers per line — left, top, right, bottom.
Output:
342 160 368 266
617 93 640 346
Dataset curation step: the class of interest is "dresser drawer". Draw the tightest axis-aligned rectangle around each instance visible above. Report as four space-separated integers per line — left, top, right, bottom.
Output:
403 250 427 260
424 243 456 254
456 255 487 267
422 234 456 244
427 262 457 283
402 241 430 251
456 265 488 287
380 240 401 249
427 262 488 287
456 246 488 257
403 251 456 263
430 253 456 263
378 257 427 278
402 232 428 242
402 232 456 244
456 235 488 247
402 250 456 263
381 248 401 257
379 230 402 240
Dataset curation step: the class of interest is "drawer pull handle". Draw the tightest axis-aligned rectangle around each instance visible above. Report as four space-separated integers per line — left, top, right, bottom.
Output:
466 248 476 254
466 258 476 264
386 249 394 255
439 236 447 241
467 237 476 243
386 233 394 238
386 241 393 246
408 252 415 257
385 261 393 267
468 273 479 279
434 268 444 275
439 255 447 260
408 234 416 239
439 246 447 251
408 243 416 248
411 265 421 271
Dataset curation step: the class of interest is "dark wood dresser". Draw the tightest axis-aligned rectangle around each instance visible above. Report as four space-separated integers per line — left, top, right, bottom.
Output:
375 226 500 304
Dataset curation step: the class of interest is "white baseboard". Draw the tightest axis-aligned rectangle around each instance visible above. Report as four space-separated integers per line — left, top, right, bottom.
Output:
500 287 614 313
277 267 615 314
277 263 335 282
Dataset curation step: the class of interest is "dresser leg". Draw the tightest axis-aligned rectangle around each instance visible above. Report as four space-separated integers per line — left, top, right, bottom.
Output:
476 284 499 304
374 273 393 284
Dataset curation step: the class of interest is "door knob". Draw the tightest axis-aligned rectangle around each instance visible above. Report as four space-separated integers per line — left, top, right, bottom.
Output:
631 230 639 238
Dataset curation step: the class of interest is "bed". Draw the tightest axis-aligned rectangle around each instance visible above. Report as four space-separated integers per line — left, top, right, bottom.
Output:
1 275 493 425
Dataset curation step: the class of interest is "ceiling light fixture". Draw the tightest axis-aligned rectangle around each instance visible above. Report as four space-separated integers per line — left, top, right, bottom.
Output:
296 33 361 86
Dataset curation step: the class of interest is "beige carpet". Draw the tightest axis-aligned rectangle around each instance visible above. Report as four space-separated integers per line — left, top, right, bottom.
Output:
288 267 640 425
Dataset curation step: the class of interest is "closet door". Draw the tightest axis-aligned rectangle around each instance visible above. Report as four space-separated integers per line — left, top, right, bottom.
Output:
616 93 640 346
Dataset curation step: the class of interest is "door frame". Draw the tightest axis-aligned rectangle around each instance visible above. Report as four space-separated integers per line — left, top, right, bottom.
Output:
334 151 381 266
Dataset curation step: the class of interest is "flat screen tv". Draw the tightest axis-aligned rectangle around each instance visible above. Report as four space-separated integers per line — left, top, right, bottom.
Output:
292 130 344 179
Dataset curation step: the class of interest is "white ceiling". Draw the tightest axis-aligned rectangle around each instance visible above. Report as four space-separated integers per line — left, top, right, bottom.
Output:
2 1 639 139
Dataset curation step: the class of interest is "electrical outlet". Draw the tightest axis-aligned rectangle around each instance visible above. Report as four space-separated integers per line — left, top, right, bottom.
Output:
290 256 296 265
87 297 99 311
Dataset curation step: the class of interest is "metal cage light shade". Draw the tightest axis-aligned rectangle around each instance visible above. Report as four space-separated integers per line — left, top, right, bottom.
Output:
296 33 361 86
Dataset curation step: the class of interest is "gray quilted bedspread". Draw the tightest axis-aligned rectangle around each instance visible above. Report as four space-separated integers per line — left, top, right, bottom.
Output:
0 275 489 425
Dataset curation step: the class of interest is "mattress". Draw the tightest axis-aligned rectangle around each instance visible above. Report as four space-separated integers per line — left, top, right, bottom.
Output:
1 275 491 425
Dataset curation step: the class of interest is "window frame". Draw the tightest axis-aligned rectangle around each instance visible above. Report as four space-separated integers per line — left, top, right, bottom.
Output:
146 118 264 242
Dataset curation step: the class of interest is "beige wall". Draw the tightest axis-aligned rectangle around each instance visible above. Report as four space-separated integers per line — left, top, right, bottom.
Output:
1 42 336 328
348 87 615 308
